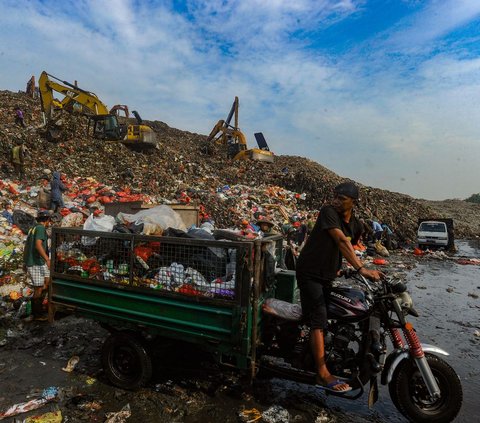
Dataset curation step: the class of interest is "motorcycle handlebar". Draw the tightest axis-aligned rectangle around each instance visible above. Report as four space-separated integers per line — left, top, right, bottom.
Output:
341 268 403 293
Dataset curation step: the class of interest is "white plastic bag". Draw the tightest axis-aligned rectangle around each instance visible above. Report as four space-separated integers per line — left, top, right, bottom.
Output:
170 262 185 286
185 267 209 288
117 205 186 233
82 214 115 245
83 214 115 232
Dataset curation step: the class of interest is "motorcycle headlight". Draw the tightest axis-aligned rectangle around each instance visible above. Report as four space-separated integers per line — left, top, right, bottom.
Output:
398 292 413 312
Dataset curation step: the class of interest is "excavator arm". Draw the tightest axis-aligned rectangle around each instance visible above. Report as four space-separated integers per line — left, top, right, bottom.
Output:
39 71 110 118
206 96 273 162
38 71 156 150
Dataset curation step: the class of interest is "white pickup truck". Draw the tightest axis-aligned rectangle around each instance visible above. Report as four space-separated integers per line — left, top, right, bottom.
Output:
417 220 449 249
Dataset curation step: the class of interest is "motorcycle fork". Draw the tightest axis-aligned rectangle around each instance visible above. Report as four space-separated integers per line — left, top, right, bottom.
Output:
390 301 441 399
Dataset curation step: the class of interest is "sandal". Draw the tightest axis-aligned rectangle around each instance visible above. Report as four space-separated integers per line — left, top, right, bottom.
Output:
317 379 352 393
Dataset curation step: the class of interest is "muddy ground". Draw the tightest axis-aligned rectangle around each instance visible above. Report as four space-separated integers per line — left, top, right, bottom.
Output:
1 242 479 423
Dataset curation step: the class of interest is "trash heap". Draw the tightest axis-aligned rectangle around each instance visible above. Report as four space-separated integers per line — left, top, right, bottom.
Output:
0 89 445 243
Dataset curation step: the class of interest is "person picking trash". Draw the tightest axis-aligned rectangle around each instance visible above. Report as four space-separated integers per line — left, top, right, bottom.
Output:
256 218 277 237
23 210 52 321
296 181 384 393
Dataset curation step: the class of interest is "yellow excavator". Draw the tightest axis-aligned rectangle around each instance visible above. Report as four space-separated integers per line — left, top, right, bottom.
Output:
38 71 156 150
207 96 274 162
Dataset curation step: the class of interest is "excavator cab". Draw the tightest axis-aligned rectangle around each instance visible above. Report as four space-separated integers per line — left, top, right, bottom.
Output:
87 114 127 140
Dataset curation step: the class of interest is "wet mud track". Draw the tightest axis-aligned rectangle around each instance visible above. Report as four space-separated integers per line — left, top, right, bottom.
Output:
0 241 479 422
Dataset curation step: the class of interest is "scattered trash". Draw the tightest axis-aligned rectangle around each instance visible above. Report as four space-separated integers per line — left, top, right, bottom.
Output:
315 410 334 422
62 355 80 372
24 410 63 423
262 405 290 423
85 377 96 385
105 403 131 423
457 258 480 265
238 408 262 423
374 241 389 257
413 247 425 256
468 292 479 299
67 394 102 411
0 387 58 420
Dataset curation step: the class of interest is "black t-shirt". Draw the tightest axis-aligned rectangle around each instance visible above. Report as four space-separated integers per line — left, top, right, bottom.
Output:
296 205 362 280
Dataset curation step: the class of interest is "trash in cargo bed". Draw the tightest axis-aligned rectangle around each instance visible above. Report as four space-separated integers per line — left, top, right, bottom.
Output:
52 229 243 300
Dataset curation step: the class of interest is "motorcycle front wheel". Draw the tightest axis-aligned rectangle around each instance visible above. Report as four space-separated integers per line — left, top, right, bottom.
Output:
389 353 462 423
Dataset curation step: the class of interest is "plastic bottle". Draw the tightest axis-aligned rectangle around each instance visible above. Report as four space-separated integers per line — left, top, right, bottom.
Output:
16 300 27 318
118 263 129 275
136 256 150 270
226 249 237 276
106 260 114 272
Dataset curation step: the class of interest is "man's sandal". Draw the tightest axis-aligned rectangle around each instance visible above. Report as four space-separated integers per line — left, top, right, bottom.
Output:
316 379 352 393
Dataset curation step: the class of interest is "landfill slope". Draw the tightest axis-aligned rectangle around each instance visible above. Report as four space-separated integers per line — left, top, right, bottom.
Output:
1 90 476 241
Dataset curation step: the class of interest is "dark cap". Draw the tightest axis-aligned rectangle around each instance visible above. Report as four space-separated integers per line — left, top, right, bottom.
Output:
334 182 359 200
36 210 52 221
257 219 274 227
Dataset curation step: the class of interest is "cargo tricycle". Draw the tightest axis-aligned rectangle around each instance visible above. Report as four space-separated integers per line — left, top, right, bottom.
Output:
49 228 462 423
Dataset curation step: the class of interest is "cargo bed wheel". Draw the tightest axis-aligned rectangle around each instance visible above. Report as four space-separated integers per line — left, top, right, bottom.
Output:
101 333 152 390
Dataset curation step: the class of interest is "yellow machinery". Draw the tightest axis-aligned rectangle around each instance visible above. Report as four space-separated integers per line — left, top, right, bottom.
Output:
207 97 274 162
38 71 156 150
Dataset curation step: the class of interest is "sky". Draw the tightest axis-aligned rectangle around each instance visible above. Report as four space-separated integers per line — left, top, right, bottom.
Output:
1 0 480 200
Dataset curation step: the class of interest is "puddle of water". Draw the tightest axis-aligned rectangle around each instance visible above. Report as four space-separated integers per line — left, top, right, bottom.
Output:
455 239 480 258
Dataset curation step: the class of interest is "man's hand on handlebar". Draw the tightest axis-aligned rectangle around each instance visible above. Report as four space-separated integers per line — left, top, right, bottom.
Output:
359 267 385 282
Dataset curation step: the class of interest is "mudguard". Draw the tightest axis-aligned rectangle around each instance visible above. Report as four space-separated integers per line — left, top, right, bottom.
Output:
381 343 449 385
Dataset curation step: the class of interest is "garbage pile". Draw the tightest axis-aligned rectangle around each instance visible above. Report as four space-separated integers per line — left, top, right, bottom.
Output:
0 89 443 243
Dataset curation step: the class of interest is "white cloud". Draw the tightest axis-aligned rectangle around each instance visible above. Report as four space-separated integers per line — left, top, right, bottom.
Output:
380 0 480 52
1 0 480 199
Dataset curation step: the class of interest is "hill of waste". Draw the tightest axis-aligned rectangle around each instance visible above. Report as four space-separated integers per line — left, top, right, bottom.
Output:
2 89 478 241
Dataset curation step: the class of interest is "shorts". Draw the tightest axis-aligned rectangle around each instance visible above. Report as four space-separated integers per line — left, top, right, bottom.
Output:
297 272 332 330
27 264 50 287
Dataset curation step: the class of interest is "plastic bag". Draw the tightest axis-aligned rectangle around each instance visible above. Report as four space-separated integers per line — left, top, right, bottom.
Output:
37 188 51 209
60 212 84 227
82 214 115 246
117 205 186 233
263 298 302 321
374 240 390 257
83 214 115 232
185 267 208 287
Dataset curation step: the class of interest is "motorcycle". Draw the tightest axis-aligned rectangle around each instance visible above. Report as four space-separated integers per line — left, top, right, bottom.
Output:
259 270 463 423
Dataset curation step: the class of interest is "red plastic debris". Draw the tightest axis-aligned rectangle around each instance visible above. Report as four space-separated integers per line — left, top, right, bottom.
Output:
413 247 425 256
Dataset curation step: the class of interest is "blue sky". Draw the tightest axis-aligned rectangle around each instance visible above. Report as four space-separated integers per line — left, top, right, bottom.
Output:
1 0 480 200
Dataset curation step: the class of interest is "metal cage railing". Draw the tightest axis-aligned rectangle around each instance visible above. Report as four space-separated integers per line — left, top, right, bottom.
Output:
51 228 262 303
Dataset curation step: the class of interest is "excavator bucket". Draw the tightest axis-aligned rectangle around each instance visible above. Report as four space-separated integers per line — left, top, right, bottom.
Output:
251 132 274 162
254 132 271 151
248 148 275 163
46 126 62 142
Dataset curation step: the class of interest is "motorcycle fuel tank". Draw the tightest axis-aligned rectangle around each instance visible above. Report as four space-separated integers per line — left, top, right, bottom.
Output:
328 286 372 321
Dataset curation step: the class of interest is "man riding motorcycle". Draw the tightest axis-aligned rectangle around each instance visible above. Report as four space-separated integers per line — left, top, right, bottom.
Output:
296 182 384 393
